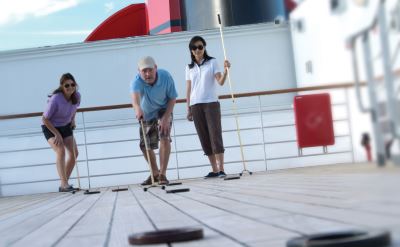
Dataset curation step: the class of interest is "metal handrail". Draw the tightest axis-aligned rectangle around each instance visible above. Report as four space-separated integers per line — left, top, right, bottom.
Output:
0 116 350 156
0 132 352 171
0 82 360 120
0 84 357 196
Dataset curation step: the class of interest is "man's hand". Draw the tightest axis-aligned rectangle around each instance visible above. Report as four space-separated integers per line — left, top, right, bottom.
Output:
136 108 144 121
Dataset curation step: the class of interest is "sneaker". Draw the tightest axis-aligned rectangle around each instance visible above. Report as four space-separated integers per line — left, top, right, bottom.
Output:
158 174 169 185
68 185 79 191
218 171 227 178
141 175 159 186
59 186 75 192
204 172 219 178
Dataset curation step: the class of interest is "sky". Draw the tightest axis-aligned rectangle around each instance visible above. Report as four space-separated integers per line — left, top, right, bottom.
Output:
0 0 144 51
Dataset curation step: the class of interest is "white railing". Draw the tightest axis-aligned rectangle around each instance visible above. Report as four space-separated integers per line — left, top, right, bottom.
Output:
0 85 356 196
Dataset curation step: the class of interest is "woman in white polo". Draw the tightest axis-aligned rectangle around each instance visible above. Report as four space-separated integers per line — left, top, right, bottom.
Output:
185 35 231 178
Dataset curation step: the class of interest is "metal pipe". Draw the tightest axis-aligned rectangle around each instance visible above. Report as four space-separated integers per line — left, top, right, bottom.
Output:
172 120 181 180
258 96 268 171
378 1 400 139
345 89 356 163
82 112 92 189
362 33 386 165
350 37 370 113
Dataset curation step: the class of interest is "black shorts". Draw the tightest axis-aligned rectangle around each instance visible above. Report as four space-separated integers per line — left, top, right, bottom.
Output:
42 123 73 141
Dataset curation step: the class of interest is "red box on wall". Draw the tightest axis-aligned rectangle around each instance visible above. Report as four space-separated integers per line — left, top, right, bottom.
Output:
294 93 335 152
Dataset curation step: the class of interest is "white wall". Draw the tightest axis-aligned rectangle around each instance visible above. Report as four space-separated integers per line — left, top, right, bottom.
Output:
0 23 301 196
0 22 296 119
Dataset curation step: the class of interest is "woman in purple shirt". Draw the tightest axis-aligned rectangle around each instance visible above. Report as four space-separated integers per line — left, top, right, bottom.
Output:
42 73 81 192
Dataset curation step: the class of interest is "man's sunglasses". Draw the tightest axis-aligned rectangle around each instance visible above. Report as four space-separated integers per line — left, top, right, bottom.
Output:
190 45 204 51
64 83 76 88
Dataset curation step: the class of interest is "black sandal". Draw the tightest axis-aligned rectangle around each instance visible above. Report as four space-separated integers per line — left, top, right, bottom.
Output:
59 186 75 192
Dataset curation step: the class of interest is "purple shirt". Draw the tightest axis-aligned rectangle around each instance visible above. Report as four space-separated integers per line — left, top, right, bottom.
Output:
43 92 81 127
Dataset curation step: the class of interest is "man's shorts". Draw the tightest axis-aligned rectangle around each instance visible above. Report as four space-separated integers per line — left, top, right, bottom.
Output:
139 109 173 150
42 123 73 141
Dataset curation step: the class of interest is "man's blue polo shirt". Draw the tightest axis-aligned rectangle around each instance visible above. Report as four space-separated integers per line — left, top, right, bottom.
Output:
130 69 178 121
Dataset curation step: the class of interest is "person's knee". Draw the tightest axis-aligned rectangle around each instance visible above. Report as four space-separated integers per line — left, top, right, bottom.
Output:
160 136 169 142
56 147 65 158
159 137 170 146
213 148 225 154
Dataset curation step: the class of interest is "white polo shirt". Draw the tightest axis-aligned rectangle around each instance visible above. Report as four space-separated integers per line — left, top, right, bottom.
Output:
185 58 223 106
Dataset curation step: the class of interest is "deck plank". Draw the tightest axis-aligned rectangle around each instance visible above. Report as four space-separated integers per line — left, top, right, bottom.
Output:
148 185 298 246
107 186 168 247
55 188 116 246
0 193 62 218
11 191 103 247
187 183 358 234
0 163 398 247
130 186 242 247
187 169 400 229
0 193 68 223
0 193 88 246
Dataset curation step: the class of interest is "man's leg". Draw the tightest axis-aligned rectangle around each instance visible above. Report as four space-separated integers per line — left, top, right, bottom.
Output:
159 138 170 176
140 121 160 180
141 146 159 178
157 110 173 185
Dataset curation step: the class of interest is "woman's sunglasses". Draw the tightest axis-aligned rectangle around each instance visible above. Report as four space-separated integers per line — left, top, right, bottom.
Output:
64 83 76 88
190 45 204 51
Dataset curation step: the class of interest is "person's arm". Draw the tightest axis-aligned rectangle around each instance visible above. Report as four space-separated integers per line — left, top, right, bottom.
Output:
159 98 176 135
42 116 63 146
71 112 77 130
131 92 144 120
160 72 178 135
215 60 231 85
71 92 80 129
186 80 193 121
42 95 64 145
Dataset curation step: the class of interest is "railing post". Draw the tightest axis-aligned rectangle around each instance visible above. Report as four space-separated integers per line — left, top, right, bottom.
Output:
81 112 92 189
172 118 180 180
378 1 400 140
362 33 386 165
345 88 355 163
258 96 268 171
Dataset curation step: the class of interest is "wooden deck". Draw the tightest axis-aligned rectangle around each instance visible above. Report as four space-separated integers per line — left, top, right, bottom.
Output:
0 163 399 247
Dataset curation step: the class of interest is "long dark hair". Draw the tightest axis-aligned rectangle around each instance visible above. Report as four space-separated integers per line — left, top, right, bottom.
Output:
188 36 214 69
49 73 79 105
